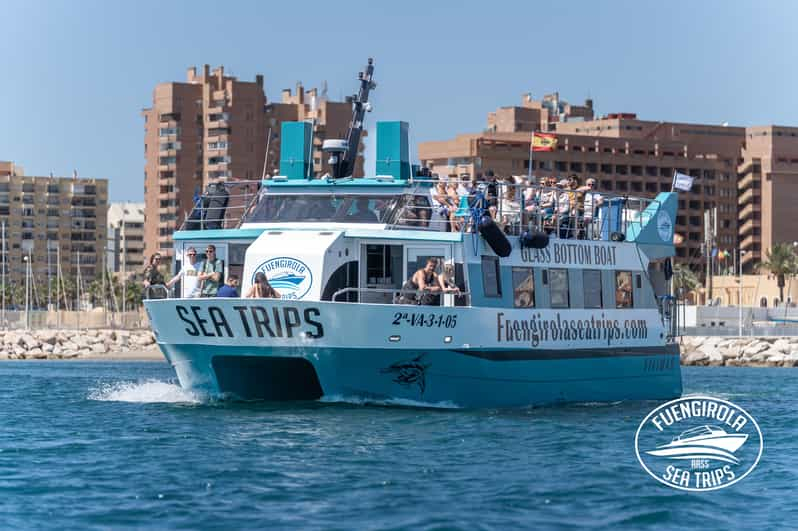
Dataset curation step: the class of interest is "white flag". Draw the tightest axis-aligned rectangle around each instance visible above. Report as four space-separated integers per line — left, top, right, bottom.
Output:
672 172 694 192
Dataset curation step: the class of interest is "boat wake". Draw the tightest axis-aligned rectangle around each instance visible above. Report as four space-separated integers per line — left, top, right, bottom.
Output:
319 394 462 409
88 380 203 404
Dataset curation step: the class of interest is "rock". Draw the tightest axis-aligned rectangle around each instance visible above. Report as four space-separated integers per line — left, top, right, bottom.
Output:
707 350 725 366
771 338 791 354
39 331 58 345
41 343 54 353
742 341 770 358
28 347 46 359
684 351 709 365
13 345 26 357
22 335 39 349
90 343 107 354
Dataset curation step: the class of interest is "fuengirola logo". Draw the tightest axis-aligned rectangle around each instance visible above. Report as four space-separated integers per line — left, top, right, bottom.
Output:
635 396 763 491
253 257 313 300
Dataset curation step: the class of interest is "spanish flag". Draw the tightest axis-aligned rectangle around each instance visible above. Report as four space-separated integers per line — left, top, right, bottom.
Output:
532 132 558 152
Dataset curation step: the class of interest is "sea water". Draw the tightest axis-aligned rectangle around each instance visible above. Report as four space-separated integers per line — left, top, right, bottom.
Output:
0 361 796 529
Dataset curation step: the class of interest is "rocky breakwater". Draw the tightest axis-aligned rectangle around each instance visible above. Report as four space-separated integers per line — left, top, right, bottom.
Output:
680 336 798 367
0 329 156 360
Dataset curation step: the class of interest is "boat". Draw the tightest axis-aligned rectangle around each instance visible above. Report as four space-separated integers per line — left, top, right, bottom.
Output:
646 425 748 464
144 59 683 408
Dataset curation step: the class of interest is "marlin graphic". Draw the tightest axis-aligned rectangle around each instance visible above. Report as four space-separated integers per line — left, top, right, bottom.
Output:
380 355 431 394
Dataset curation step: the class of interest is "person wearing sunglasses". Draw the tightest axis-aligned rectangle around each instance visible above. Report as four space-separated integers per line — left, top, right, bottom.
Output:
143 253 166 299
198 244 224 297
166 247 201 298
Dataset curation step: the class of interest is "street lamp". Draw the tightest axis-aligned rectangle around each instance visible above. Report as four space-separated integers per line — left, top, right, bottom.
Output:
23 253 30 330
738 249 747 336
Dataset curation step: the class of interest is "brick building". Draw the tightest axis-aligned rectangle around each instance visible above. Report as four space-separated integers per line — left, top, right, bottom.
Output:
0 161 108 295
143 66 363 263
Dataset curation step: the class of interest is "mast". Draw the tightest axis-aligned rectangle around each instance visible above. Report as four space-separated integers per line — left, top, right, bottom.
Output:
331 58 376 179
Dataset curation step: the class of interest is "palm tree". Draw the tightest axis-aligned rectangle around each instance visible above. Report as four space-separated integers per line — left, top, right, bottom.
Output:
672 264 700 300
759 243 798 303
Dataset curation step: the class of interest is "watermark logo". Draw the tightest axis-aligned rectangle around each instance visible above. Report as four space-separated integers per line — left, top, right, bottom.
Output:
253 257 313 300
635 395 762 491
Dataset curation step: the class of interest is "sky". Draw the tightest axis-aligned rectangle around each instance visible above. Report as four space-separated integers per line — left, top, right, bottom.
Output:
1 0 797 201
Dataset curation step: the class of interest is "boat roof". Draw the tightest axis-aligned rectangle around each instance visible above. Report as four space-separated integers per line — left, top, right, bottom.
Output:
173 226 463 243
263 177 424 193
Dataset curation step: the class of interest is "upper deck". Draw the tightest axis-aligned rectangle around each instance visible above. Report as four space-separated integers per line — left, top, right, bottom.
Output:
177 176 677 252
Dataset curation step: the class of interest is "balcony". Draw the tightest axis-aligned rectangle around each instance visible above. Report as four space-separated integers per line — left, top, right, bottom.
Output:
738 218 761 236
737 202 761 220
740 233 761 249
738 188 760 205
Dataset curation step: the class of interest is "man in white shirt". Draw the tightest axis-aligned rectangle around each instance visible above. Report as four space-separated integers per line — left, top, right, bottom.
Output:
167 247 201 298
581 178 603 240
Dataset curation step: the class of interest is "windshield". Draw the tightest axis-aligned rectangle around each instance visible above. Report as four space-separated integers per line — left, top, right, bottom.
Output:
244 193 402 224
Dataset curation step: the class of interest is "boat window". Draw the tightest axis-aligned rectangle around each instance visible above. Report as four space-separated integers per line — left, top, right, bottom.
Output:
363 244 403 304
394 195 432 228
322 261 359 302
615 271 634 308
512 267 535 308
244 193 402 223
549 269 569 308
583 270 603 309
481 256 502 298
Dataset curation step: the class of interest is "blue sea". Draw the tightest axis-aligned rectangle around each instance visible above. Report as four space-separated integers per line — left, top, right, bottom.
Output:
0 361 796 530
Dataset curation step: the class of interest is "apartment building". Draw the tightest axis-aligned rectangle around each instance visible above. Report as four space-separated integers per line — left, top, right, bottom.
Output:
419 94 749 268
143 66 363 263
737 126 798 269
0 161 108 293
107 202 145 279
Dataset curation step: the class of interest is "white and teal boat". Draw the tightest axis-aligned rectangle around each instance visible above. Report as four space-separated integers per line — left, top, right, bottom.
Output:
145 60 682 408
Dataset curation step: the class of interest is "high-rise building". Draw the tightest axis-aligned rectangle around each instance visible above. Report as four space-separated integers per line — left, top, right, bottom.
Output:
419 94 750 269
737 126 798 269
107 202 145 280
143 66 363 263
0 161 108 297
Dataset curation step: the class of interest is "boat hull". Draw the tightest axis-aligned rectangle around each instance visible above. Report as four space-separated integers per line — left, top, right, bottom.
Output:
146 299 682 408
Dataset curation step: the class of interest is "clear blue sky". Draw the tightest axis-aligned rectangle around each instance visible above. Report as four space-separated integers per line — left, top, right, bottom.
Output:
2 0 796 201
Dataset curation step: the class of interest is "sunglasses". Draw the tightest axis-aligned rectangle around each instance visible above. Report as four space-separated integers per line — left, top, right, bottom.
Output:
188 253 196 256
205 249 215 253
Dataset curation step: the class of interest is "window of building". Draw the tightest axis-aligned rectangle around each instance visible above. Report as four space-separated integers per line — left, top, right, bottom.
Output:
549 268 569 308
586 163 598 173
569 162 583 172
616 181 628 191
512 267 535 308
600 164 612 174
555 161 567 171
583 270 602 308
481 256 502 298
615 271 633 308
601 180 614 190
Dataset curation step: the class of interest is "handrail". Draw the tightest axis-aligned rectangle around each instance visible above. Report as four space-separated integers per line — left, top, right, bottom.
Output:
178 177 663 242
332 286 469 305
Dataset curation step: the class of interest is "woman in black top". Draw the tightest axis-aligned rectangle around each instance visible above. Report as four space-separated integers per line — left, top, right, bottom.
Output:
143 253 166 298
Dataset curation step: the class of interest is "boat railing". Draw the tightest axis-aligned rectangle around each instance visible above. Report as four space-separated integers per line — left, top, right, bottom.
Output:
391 177 664 241
332 287 470 306
178 180 262 231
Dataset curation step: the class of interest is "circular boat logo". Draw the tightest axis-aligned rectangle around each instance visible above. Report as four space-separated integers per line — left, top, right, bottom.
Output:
253 257 313 300
635 395 762 491
657 210 673 242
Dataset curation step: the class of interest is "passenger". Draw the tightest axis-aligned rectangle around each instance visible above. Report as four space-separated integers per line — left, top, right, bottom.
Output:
568 174 584 238
440 263 461 293
347 197 379 222
399 258 448 305
245 272 280 299
556 179 572 238
198 245 224 297
216 274 240 298
166 247 201 298
484 170 499 207
581 178 603 240
142 253 166 299
539 176 557 228
431 180 455 231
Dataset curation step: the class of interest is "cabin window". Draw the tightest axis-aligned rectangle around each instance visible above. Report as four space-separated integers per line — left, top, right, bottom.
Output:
615 271 634 308
481 256 502 298
322 261 359 302
363 244 403 304
512 267 535 308
583 270 603 308
549 269 569 308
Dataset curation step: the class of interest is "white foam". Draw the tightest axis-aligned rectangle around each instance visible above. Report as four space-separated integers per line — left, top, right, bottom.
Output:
319 394 461 409
88 380 203 404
